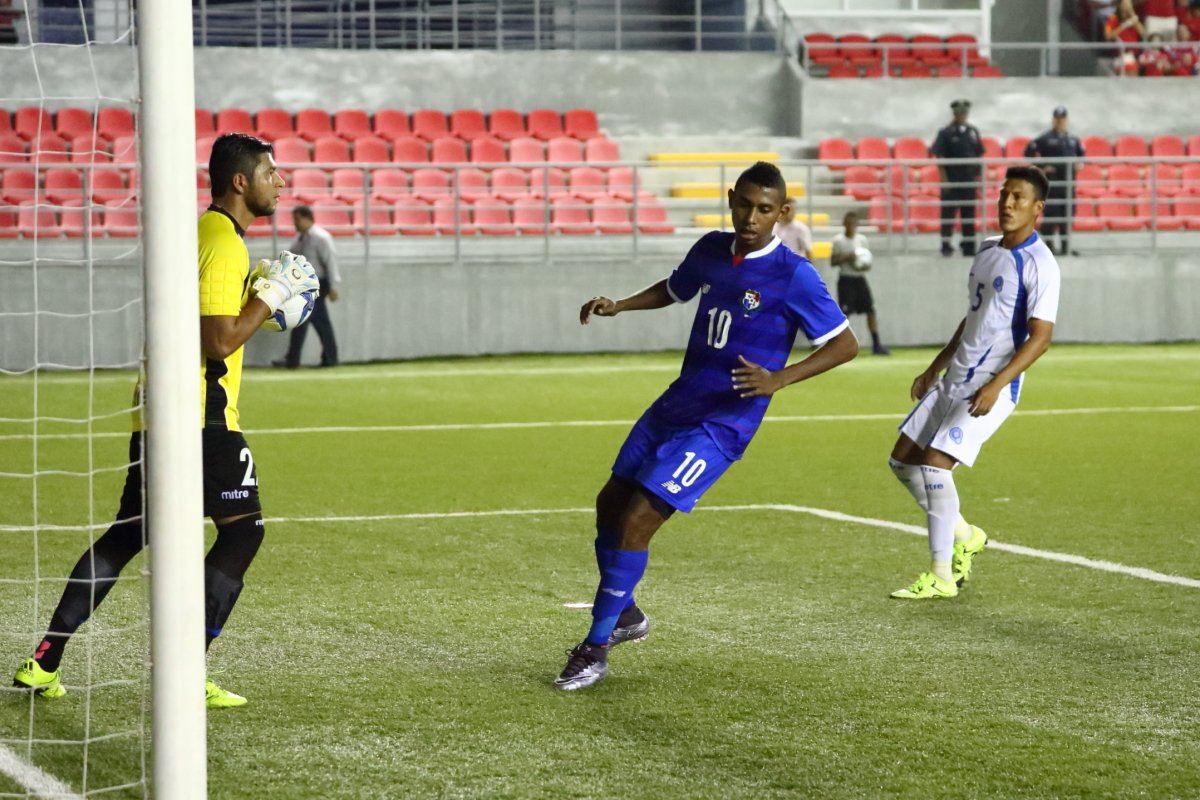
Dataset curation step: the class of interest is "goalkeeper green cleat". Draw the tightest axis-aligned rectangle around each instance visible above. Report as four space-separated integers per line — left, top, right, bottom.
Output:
953 525 988 586
13 658 66 699
890 572 959 600
205 679 247 709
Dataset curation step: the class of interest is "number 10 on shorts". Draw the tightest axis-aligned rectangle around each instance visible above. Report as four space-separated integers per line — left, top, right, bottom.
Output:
673 451 707 487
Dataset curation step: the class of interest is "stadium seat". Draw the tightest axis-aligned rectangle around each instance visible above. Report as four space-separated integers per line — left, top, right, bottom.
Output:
33 133 70 163
55 108 93 140
411 109 449 142
893 137 928 162
551 196 594 235
843 165 883 200
906 194 941 233
310 201 355 236
1176 197 1200 229
432 196 473 235
469 136 506 167
874 34 915 68
936 65 964 78
333 109 372 141
1082 136 1112 159
1 168 35 204
102 198 140 237
910 34 951 66
312 136 351 164
450 109 487 141
1136 195 1181 230
1113 135 1149 159
862 65 886 79
818 137 854 167
856 137 890 162
333 167 371 203
490 167 528 202
455 167 490 202
0 110 11 135
827 65 860 78
431 137 468 164
411 167 452 202
607 166 640 201
0 206 15 237
215 108 254 134
527 109 564 141
255 108 293 142
945 34 989 68
1150 135 1184 158
488 109 525 142
289 168 330 203
1188 135 1200 157
511 197 547 235
472 198 516 236
195 109 215 137
568 166 607 201
195 134 217 165
352 135 390 164
44 168 83 204
97 108 135 142
1097 196 1143 230
526 166 568 198
352 199 393 236
17 201 59 238
897 63 933 78
548 136 584 163
972 65 1003 77
592 197 633 235
295 109 334 141
634 194 675 234
393 197 435 235
885 164 917 196
1071 198 1104 231
867 194 903 233
69 134 110 164
563 109 600 141
14 107 53 140
373 109 410 140
91 167 129 204
1107 163 1143 197
981 136 1002 161
273 136 311 164
391 136 429 166
914 164 940 196
584 137 620 163
60 198 101 238
110 135 137 165
1003 136 1030 160
1151 163 1184 197
509 137 545 164
1181 162 1200 194
802 33 841 67
0 133 26 163
838 33 876 66
1075 163 1106 198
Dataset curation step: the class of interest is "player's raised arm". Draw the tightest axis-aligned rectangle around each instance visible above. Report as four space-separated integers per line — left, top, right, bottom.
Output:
580 278 674 324
731 326 858 398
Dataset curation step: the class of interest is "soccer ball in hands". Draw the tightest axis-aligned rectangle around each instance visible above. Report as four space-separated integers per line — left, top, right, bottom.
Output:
853 247 872 270
261 290 317 332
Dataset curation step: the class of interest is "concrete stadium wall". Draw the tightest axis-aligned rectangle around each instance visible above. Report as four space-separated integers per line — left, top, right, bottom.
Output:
3 244 1197 371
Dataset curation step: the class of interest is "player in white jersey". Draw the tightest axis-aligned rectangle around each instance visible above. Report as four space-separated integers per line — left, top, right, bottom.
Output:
887 165 1061 599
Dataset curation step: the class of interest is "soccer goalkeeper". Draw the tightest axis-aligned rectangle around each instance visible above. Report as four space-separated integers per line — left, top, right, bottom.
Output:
13 133 318 709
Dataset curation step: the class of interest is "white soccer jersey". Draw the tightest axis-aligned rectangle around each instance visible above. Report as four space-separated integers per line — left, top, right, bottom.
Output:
943 232 1061 402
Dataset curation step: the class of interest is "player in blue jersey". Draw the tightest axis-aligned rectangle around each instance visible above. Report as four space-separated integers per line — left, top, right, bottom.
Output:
555 162 859 690
888 165 1061 600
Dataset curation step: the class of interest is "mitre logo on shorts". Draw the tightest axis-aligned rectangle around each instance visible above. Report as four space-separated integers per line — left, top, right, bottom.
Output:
220 489 250 500
742 290 761 314
949 427 964 444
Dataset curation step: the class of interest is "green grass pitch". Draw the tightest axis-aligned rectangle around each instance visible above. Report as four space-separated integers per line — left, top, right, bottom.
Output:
1 344 1198 798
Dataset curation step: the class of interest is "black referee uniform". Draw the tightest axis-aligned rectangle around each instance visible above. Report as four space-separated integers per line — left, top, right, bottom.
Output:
930 100 984 257
1024 108 1084 256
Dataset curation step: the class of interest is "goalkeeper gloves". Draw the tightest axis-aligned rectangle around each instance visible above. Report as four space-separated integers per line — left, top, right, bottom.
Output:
251 251 320 314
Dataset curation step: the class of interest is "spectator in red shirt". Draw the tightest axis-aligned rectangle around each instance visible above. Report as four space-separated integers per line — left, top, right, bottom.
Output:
1139 32 1172 73
1167 24 1198 72
1141 0 1180 35
1177 0 1200 40
1107 0 1147 72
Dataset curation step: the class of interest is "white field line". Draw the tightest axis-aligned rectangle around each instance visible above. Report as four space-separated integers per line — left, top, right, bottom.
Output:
0 743 83 800
266 502 1200 590
3 404 1195 442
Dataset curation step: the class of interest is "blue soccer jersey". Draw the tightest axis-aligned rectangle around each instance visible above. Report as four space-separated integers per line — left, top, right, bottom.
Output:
649 231 848 459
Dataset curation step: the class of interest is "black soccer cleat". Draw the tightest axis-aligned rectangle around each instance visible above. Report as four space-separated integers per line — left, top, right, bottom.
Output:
608 605 651 648
554 642 609 691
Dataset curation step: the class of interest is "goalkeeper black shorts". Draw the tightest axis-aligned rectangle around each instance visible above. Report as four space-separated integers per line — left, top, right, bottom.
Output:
115 429 262 522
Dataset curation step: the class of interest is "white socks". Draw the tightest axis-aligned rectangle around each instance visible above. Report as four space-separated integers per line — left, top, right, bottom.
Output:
921 465 959 579
889 457 973 543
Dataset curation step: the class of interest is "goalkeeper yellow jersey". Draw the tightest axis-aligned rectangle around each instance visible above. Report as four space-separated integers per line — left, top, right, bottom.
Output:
197 206 252 431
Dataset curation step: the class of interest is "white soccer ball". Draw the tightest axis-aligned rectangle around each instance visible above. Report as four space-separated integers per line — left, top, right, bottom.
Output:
853 247 872 270
260 290 317 332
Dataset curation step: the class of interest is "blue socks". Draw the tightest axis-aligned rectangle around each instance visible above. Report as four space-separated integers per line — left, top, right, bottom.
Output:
586 548 649 646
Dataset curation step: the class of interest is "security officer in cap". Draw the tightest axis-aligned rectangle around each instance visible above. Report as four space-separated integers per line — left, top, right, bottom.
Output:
1025 106 1084 256
930 99 984 257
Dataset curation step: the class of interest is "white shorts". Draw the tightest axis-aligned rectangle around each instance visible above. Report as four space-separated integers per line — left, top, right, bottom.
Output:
898 380 1015 467
1144 15 1178 37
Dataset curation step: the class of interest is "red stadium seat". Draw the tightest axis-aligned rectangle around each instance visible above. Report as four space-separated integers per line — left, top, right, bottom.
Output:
827 65 860 78
411 167 452 202
195 134 217 166
1107 163 1143 197
195 109 215 137
911 34 951 66
874 34 915 67
312 136 351 164
843 165 883 200
981 136 1002 160
937 65 964 78
1003 136 1030 160
393 197 434 235
1097 196 1144 230
472 198 516 236
101 198 139 237
333 167 372 203
803 33 841 67
548 136 584 163
527 109 564 141
1150 135 1184 158
390 136 429 166
432 196 473 235
568 166 607 201
1136 195 1182 230
1071 198 1104 231
373 109 410 140
55 108 93 140
512 197 547 235
33 133 70 163
90 167 129 204
838 33 876 65
1181 162 1200 194
450 109 487 141
972 65 1003 77
1075 164 1106 199
914 164 941 196
215 109 254 134
1188 135 1200 157
584 137 620 163
509 137 545 164
563 109 600 141
97 108 135 142
0 133 27 163
272 136 311 164
333 109 372 141
14 107 53 140
551 195 594 235
885 164 916 196
60 198 101 238
352 135 390 164
0 206 15 238
607 166 640 201
255 108 293 142
634 194 674 234
431 136 468 164
1176 197 1200 229
69 134 110 164
897 63 932 78
44 168 83 204
593 197 633 234
411 109 449 142
1082 136 1112 159
288 168 329 203
818 137 853 168
1 168 35 204
0 110 11 136
862 65 886 79
1151 163 1185 197
455 167 490 202
469 136 506 167
352 199 393 235
856 137 890 162
893 137 928 162
310 202 355 236
18 201 59 238
295 109 333 141
1113 135 1149 159
490 167 528 202
945 34 988 68
906 194 941 233
527 166 567 198
111 135 137 165
867 194 903 233
488 109 525 142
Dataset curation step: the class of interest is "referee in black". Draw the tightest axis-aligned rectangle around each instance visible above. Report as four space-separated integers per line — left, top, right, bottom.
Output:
1025 106 1084 257
930 99 984 257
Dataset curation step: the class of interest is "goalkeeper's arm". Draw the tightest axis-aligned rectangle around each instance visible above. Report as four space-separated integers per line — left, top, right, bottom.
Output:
200 252 319 360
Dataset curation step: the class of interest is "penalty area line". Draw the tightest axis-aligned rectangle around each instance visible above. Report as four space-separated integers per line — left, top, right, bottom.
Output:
266 503 1200 590
0 743 83 800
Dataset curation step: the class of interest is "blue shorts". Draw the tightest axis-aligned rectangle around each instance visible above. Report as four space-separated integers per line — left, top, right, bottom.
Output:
611 411 735 513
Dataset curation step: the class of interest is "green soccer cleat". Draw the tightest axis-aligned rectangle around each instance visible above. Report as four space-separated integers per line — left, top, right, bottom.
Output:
205 679 247 709
13 658 66 699
890 572 959 600
953 525 988 586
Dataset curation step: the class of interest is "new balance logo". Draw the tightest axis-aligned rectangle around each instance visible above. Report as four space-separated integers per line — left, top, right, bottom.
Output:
661 480 682 494
601 588 627 598
220 489 250 500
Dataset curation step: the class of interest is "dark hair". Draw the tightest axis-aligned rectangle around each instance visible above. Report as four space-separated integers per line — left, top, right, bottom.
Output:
209 133 273 198
293 204 314 220
1004 165 1049 201
735 161 787 197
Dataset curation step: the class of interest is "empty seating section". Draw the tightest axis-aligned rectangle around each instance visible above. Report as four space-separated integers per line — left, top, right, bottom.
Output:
823 133 1199 232
0 106 676 237
803 33 1002 77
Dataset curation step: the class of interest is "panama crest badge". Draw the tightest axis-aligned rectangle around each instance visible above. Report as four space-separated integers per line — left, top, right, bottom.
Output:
742 290 761 315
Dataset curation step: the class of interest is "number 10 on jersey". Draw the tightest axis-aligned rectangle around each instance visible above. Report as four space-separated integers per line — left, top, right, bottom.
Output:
707 308 731 349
